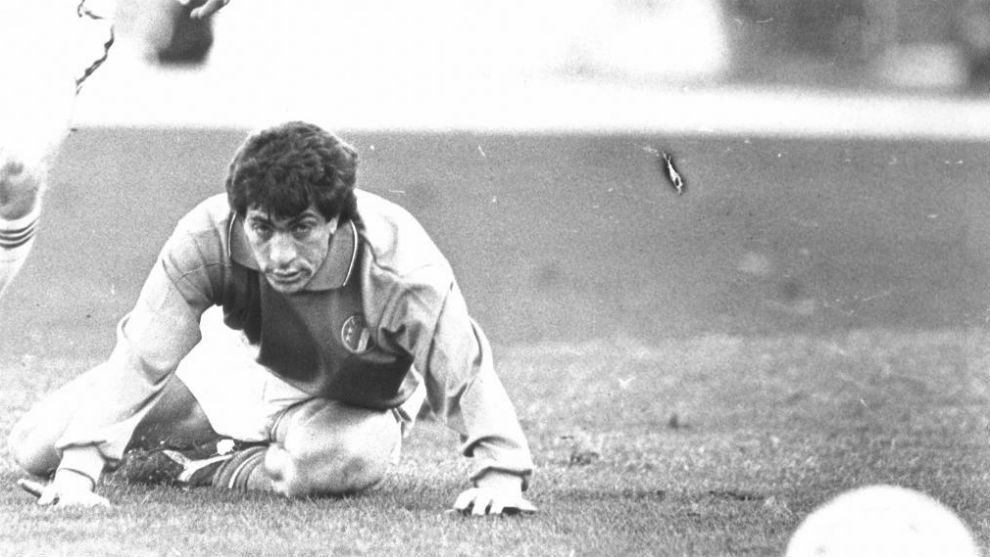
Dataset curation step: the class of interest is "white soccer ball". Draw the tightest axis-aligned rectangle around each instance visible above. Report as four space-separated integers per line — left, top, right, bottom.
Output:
786 484 980 557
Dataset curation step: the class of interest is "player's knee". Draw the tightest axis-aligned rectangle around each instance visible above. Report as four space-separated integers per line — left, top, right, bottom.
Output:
0 154 44 220
7 416 57 476
270 403 398 497
264 442 387 498
7 368 99 476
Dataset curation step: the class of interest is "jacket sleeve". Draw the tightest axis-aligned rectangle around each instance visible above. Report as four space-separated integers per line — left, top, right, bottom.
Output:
378 270 534 490
55 224 217 482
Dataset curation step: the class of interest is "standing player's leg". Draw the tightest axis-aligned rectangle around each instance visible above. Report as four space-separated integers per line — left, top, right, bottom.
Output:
0 0 227 299
0 154 50 299
0 103 74 299
0 1 114 298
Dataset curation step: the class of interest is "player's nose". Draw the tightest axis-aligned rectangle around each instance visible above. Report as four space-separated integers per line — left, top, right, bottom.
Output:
267 233 298 267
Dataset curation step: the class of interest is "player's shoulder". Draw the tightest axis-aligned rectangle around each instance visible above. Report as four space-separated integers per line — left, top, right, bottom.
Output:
355 189 417 225
355 190 450 278
157 194 235 281
355 190 430 247
176 194 232 232
167 194 233 256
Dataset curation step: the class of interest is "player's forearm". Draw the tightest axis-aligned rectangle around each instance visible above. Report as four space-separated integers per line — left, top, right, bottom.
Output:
56 264 206 461
53 351 167 466
426 308 535 485
461 403 534 489
396 272 535 486
454 368 534 480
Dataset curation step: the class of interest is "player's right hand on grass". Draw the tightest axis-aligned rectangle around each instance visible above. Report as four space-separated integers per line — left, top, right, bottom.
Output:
19 469 110 509
452 471 537 516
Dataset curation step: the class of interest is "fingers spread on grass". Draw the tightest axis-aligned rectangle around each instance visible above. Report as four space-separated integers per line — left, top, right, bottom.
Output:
62 491 111 509
471 492 495 516
490 496 538 516
29 482 110 509
504 498 538 515
451 488 537 516
49 491 111 509
17 478 45 498
35 484 58 507
452 487 478 513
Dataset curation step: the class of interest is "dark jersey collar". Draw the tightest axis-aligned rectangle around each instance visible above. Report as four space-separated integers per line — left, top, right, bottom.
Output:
227 212 358 290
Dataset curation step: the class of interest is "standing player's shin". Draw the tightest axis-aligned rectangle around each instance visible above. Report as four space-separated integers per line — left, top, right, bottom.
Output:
0 147 56 298
0 0 113 299
0 202 41 299
0 145 53 297
0 65 77 298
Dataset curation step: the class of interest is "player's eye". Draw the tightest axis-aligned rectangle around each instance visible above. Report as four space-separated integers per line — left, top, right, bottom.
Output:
250 222 273 239
292 222 314 237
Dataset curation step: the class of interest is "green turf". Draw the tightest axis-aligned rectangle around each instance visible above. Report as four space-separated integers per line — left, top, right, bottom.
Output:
2 329 990 556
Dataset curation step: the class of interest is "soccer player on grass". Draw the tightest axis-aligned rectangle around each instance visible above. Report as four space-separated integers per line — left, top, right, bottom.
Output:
9 121 537 515
0 0 230 298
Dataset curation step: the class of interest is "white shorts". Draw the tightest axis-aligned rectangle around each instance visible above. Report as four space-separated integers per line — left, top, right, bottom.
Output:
176 308 426 445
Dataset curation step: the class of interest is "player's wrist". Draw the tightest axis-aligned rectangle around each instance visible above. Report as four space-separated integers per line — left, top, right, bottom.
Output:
53 467 96 492
473 470 524 493
57 445 106 488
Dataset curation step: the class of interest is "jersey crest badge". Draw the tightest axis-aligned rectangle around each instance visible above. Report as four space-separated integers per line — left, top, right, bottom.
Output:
341 314 372 354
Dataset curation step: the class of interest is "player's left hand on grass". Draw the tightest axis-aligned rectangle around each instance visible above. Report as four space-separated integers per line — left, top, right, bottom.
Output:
451 471 537 516
18 469 110 509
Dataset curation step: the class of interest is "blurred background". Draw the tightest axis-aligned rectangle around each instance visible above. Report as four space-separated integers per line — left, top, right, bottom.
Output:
73 0 990 130
77 0 990 127
1 0 989 355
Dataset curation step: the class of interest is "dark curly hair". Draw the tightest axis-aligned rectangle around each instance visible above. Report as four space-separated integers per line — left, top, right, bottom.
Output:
225 121 360 224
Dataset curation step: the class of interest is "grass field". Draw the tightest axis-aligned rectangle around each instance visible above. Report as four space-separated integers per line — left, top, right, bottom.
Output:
3 329 990 556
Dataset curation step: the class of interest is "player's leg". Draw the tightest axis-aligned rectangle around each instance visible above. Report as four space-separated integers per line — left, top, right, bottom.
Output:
188 313 423 496
7 366 218 477
7 364 97 475
165 309 407 496
244 372 427 496
0 75 76 298
0 1 114 298
0 159 46 299
128 375 222 452
216 399 402 497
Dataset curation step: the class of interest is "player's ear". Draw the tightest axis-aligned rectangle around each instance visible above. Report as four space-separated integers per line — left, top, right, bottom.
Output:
328 216 339 235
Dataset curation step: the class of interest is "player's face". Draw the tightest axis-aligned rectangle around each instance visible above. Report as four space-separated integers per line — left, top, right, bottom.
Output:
243 204 338 294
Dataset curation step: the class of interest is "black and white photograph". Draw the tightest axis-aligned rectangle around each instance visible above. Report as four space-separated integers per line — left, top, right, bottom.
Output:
1 0 989 555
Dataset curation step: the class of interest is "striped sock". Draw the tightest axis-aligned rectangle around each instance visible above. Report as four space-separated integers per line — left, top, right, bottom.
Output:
0 208 40 297
212 445 268 491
